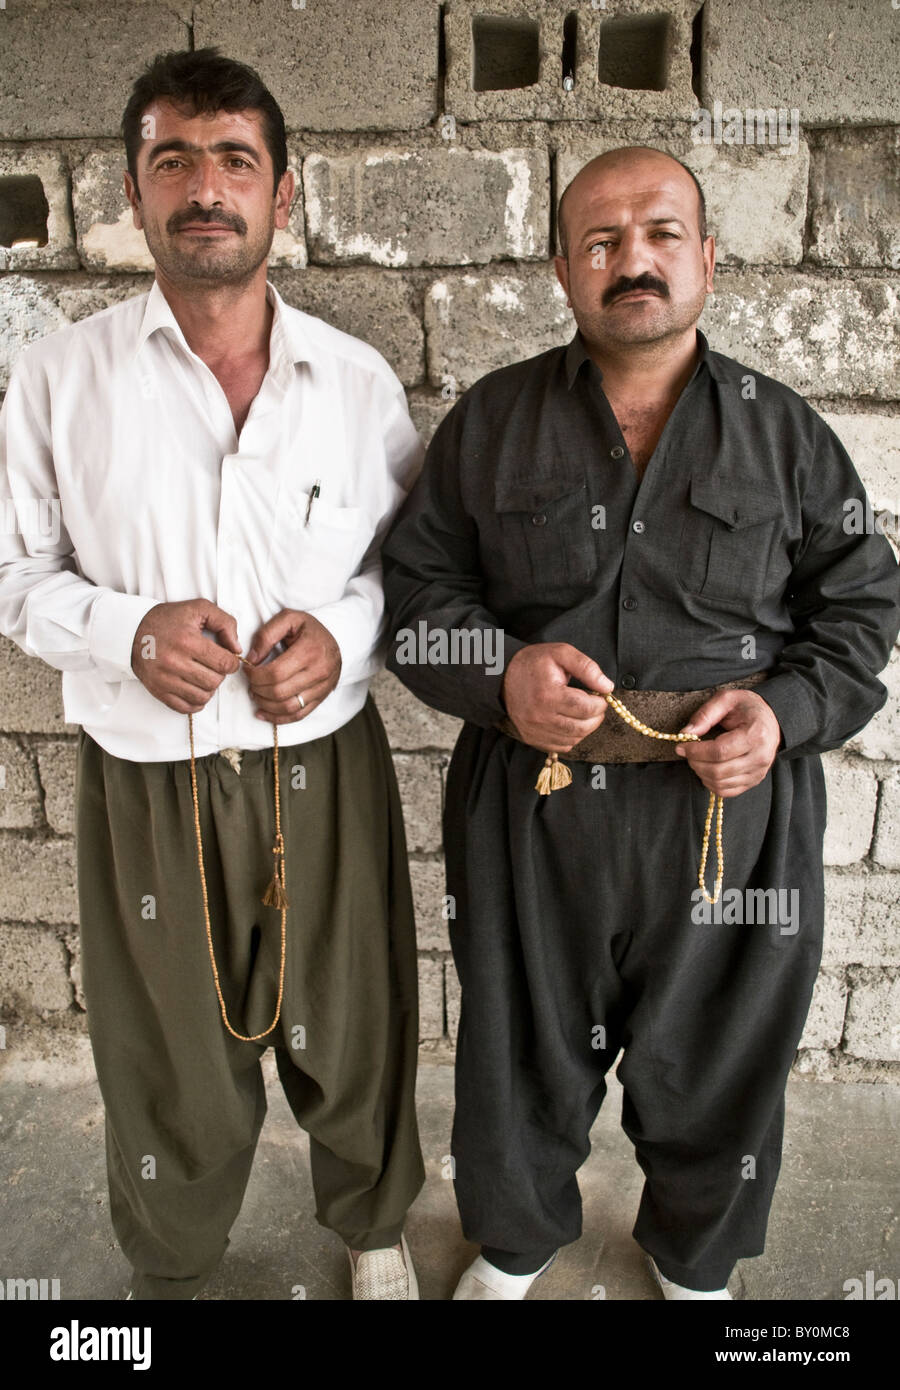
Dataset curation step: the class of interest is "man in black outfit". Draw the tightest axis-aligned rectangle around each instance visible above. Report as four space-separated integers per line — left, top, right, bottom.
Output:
382 147 900 1300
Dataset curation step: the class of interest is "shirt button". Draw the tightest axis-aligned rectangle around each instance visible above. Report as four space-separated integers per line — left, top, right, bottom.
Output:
611 446 625 459
621 673 636 689
623 597 638 611
531 512 548 526
632 520 645 533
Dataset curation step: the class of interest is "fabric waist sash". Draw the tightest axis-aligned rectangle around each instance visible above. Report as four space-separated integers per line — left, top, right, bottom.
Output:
496 671 769 763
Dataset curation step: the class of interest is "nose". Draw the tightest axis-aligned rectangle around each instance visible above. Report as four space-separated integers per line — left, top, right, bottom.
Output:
184 155 224 209
613 225 656 278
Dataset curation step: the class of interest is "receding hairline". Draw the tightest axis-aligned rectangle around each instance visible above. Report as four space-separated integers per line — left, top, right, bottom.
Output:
557 147 707 254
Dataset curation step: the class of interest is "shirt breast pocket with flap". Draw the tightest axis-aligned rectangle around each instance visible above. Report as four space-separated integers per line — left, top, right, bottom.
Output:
492 475 596 596
267 490 371 609
677 476 786 609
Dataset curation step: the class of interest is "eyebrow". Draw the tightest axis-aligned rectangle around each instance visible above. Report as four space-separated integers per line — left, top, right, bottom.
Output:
583 216 688 235
145 139 262 163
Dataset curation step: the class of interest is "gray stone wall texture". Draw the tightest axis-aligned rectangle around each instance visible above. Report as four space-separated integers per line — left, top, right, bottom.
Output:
0 0 897 1081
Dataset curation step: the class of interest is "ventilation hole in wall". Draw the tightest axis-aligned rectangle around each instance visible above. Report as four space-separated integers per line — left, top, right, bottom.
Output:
562 11 578 90
472 15 540 91
0 176 50 249
598 13 672 92
690 3 705 102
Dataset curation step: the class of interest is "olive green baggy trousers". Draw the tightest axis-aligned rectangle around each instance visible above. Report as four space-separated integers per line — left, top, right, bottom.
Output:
74 696 425 1300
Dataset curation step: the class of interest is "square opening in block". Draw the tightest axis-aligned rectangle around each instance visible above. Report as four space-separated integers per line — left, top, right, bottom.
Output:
599 13 672 92
472 15 541 92
0 175 50 249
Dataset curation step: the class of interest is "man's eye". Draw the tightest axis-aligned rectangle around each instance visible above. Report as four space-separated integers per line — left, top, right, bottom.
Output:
157 159 183 170
589 241 612 253
229 158 251 168
653 231 678 239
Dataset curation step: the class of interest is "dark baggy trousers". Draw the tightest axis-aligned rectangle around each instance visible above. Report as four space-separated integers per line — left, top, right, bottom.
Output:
74 696 425 1300
445 725 825 1290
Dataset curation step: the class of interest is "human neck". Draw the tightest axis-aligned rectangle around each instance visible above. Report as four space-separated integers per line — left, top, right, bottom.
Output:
584 325 700 404
153 264 273 365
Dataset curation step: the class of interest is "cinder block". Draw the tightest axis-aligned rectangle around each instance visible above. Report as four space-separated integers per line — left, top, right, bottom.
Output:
371 670 461 753
701 0 900 127
409 858 452 953
417 955 444 1039
809 129 900 270
0 738 42 829
872 773 900 871
36 741 77 836
846 647 900 761
0 2 188 137
822 756 877 866
843 967 900 1061
304 148 549 267
0 277 70 392
406 394 454 447
0 637 68 734
392 753 443 853
73 145 306 273
271 268 425 388
445 0 697 123
700 273 899 401
0 837 78 924
426 268 572 391
0 921 73 1014
821 871 865 969
194 0 440 132
799 969 846 1051
0 147 78 272
445 959 461 1042
556 127 809 266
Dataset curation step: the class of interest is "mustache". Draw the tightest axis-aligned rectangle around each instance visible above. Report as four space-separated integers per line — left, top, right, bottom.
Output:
603 274 669 307
169 208 247 234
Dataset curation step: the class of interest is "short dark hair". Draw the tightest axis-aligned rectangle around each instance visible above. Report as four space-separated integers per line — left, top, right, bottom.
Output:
121 47 288 197
557 148 708 256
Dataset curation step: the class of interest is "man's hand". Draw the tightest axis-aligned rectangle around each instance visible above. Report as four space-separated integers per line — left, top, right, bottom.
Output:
131 599 242 713
675 690 782 797
501 643 613 752
244 610 341 725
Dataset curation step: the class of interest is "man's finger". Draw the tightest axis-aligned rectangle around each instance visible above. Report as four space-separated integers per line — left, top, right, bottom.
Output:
199 603 242 656
552 644 614 696
680 691 744 737
677 728 752 764
247 610 304 664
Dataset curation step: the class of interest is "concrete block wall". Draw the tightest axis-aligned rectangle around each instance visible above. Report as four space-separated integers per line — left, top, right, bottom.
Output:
0 0 897 1081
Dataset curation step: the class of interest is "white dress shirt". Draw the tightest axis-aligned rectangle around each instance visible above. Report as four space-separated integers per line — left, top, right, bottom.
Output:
0 278 424 761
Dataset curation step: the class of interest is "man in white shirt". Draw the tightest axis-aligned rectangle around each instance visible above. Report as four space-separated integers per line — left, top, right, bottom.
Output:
0 47 425 1300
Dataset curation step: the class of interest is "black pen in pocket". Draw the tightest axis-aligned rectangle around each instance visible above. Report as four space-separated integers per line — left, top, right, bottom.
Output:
304 480 322 526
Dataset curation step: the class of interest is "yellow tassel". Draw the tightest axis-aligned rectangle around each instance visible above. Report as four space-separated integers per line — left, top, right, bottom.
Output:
535 757 554 795
550 758 572 789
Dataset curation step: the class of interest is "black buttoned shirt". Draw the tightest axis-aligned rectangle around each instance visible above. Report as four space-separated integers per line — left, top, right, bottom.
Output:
383 330 900 757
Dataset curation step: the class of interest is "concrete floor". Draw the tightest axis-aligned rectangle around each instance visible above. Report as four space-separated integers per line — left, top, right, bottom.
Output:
0 1032 896 1301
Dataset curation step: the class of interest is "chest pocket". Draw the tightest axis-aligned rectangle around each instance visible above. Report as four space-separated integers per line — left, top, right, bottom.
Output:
678 477 785 608
493 475 596 594
266 490 371 609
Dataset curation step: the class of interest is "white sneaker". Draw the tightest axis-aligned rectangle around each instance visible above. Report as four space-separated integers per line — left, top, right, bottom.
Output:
453 1251 558 1300
349 1232 419 1300
647 1254 732 1301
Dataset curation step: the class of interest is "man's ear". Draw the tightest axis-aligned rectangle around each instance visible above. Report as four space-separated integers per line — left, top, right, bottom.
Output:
554 254 571 305
703 234 716 292
124 171 143 229
274 167 295 230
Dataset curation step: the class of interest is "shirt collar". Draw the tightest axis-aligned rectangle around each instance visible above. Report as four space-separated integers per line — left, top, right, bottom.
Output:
132 278 312 377
564 326 724 390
